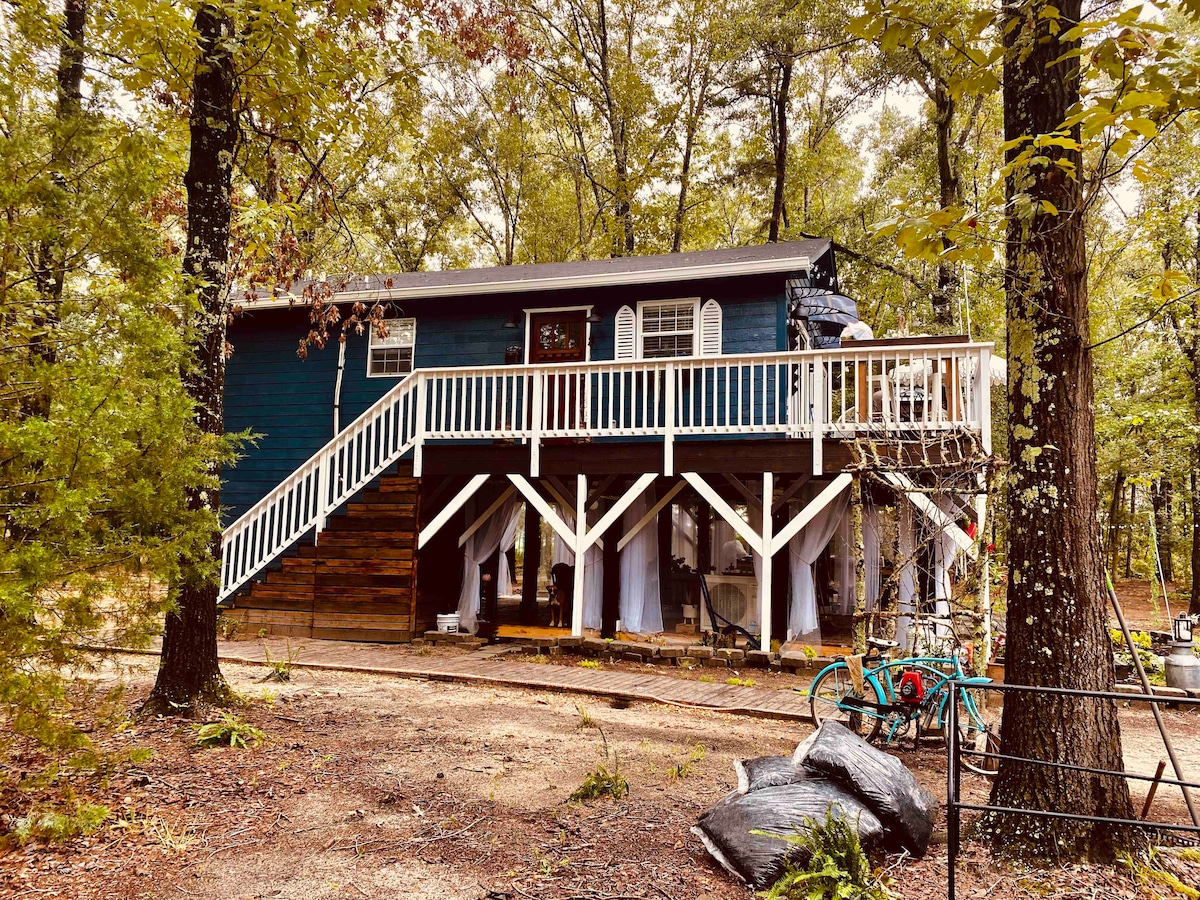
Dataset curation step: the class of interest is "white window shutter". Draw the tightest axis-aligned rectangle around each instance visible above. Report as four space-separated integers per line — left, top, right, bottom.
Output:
615 305 636 359
700 299 722 355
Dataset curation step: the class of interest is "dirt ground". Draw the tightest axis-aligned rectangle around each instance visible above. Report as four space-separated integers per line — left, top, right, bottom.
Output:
1113 578 1189 633
2 654 1198 900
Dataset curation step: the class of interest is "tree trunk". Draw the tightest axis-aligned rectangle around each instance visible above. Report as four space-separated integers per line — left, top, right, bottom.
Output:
145 2 237 715
1192 465 1200 615
671 128 695 253
1106 470 1125 578
767 60 792 243
931 76 959 330
986 0 1133 858
1125 483 1136 578
27 0 86 418
1151 478 1173 583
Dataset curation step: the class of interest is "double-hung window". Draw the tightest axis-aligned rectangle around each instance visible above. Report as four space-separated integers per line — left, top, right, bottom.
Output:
639 300 698 358
367 318 417 376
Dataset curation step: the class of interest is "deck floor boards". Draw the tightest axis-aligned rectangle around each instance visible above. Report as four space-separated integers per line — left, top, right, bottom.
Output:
203 638 816 721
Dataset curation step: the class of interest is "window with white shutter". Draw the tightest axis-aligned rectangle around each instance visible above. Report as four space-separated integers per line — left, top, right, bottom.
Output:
614 305 636 359
699 299 722 355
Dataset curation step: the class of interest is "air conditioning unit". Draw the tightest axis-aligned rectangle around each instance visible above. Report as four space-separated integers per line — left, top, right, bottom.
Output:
701 574 759 634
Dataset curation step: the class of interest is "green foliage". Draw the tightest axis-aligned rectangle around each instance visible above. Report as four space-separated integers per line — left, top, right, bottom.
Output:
568 725 628 802
578 659 603 669
193 714 266 749
757 811 890 900
728 676 757 686
259 641 299 683
6 802 109 847
668 743 707 779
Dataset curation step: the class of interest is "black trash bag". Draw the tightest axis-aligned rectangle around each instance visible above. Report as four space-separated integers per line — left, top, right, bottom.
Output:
692 779 885 889
793 720 939 855
734 756 807 794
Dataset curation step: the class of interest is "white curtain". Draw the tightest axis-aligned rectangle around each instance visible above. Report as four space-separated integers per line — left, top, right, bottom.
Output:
896 502 917 652
619 495 662 634
932 495 962 637
787 486 851 639
456 497 522 634
714 520 747 574
834 515 854 615
864 504 881 612
550 502 603 632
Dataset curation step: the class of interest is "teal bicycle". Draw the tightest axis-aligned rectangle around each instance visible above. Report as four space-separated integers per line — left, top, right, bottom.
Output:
805 636 1002 776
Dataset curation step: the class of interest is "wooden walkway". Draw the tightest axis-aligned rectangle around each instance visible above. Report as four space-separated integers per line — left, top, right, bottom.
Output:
211 639 816 722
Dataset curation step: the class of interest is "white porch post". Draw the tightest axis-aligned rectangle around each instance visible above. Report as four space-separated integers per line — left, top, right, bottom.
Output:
571 474 587 637
663 361 675 476
760 471 774 652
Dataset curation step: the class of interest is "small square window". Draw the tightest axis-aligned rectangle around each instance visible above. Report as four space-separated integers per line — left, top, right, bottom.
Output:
368 318 416 377
639 301 696 359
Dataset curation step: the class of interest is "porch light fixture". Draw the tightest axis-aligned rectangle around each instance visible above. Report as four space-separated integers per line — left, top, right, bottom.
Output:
503 311 522 329
585 311 602 324
1173 612 1193 644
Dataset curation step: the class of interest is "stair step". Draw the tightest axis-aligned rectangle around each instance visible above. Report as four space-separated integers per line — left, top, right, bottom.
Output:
297 545 414 560
326 517 416 532
344 504 416 517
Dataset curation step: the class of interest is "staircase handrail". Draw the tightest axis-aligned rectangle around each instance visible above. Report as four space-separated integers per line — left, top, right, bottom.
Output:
219 370 422 600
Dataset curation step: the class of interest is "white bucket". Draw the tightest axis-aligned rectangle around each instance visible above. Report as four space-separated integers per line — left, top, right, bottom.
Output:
436 613 460 634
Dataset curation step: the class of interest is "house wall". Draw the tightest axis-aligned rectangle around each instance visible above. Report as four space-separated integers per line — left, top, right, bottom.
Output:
223 271 803 523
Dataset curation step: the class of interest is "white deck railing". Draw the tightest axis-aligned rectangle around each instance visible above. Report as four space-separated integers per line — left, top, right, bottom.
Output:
219 341 992 600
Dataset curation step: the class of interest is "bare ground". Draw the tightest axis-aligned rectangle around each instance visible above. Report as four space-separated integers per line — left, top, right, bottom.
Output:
1 655 1197 900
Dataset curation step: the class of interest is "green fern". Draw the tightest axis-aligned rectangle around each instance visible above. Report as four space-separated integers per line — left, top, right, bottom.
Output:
756 810 889 900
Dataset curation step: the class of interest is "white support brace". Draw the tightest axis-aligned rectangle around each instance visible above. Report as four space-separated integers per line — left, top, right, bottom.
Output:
883 472 978 560
617 481 684 552
682 472 764 555
579 474 657 553
541 476 603 550
770 473 853 556
725 474 764 513
508 474 577 548
458 485 517 548
418 474 490 550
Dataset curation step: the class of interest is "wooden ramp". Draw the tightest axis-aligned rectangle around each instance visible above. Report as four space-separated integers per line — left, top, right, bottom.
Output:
213 638 816 722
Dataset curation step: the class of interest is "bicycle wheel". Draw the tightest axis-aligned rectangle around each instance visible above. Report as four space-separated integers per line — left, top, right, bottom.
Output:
809 664 885 742
940 685 1001 776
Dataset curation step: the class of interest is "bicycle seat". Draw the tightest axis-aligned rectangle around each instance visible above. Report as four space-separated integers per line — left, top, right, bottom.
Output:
867 638 898 651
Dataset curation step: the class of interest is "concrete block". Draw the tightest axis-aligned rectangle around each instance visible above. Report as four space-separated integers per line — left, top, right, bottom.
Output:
423 630 444 642
779 651 809 669
558 637 583 648
687 646 715 659
630 642 659 658
716 648 745 662
702 658 730 668
746 650 773 668
582 638 609 654
658 647 685 659
622 653 644 663
607 641 633 654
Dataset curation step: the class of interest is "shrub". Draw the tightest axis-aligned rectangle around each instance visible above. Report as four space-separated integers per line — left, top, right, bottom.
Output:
194 713 265 749
259 641 298 683
758 810 889 900
6 802 109 846
568 726 628 802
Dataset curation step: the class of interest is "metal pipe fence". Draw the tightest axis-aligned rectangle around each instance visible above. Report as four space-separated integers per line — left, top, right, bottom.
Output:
946 680 1200 900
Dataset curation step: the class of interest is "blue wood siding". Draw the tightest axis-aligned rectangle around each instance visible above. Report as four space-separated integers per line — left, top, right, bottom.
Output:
222 271 801 522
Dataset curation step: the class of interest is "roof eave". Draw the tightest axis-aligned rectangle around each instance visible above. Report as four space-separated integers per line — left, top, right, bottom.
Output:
236 254 813 310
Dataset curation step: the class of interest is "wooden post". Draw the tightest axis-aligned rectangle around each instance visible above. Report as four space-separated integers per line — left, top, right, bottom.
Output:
760 472 774 652
520 502 541 624
771 505 789 643
602 496 621 638
851 473 867 653
697 504 712 574
571 474 587 637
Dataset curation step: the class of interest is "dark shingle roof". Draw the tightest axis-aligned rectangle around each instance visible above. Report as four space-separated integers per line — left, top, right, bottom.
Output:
239 239 831 307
